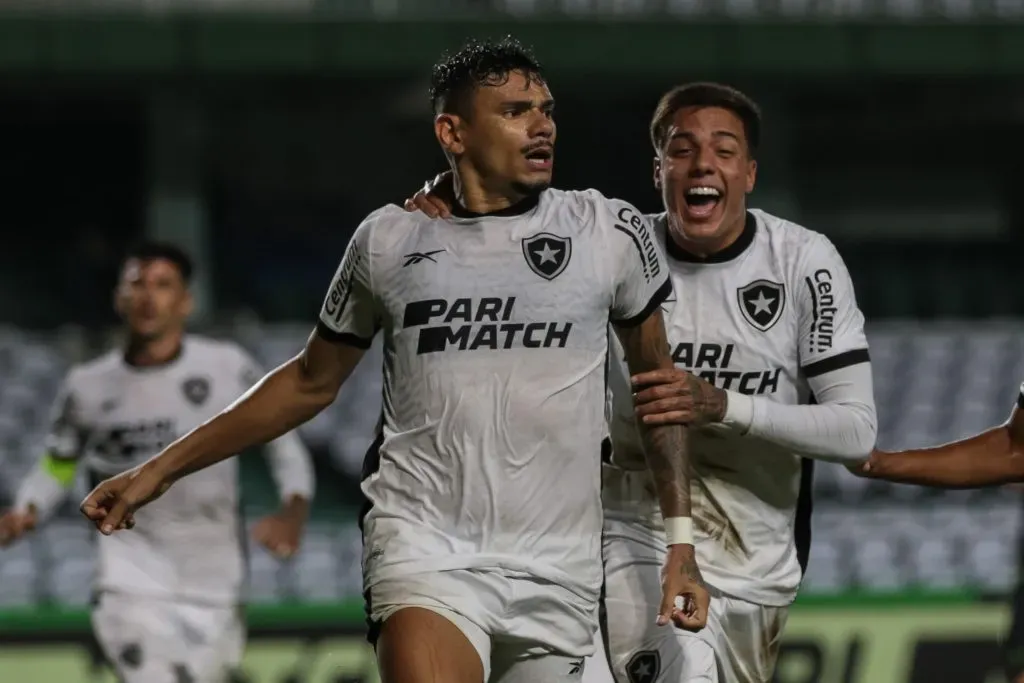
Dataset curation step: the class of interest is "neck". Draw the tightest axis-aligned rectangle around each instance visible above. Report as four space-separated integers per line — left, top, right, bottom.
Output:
124 330 184 367
667 209 747 258
452 162 526 215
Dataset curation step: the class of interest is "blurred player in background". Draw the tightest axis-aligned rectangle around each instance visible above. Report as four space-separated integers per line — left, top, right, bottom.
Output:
0 241 315 683
78 37 708 683
405 82 878 683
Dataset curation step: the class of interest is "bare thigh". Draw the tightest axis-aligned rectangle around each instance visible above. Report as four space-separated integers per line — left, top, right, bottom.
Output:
377 607 486 683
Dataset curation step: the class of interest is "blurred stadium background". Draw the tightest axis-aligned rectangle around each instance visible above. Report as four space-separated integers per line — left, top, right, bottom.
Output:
2 1 1024 681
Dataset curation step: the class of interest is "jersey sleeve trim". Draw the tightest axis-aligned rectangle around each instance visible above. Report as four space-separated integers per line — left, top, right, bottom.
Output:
802 348 870 378
315 321 374 349
611 278 672 328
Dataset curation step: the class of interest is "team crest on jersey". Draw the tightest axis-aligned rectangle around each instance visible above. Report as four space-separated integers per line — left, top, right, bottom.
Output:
181 377 211 406
522 232 571 281
626 650 661 683
737 279 785 332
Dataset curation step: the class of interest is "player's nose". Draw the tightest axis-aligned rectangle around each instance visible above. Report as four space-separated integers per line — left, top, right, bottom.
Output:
529 112 554 139
688 147 716 174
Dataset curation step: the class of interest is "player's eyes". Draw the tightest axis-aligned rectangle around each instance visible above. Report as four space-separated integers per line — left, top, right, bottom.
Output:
717 149 736 158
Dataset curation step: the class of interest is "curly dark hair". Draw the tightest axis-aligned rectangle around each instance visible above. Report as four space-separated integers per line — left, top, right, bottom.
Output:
650 82 762 158
429 36 545 118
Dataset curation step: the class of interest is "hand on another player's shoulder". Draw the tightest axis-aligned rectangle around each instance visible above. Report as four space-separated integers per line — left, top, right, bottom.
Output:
79 461 172 535
0 506 37 547
631 368 727 427
659 543 710 632
402 171 455 219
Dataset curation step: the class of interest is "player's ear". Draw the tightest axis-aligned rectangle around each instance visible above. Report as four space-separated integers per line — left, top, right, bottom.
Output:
112 278 129 319
652 155 662 190
435 113 466 156
179 288 194 319
745 158 757 194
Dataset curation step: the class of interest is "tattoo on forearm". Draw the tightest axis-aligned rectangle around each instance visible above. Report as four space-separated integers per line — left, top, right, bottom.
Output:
687 375 726 423
617 315 692 519
680 550 705 587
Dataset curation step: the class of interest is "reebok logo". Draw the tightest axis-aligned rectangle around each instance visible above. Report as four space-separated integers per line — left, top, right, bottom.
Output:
402 250 446 267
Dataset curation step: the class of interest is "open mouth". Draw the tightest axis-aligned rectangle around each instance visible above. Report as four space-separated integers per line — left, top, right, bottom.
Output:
524 147 553 170
684 186 722 219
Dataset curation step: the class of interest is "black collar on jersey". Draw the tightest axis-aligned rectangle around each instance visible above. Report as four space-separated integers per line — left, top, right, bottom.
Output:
122 340 184 370
665 210 757 264
450 191 541 218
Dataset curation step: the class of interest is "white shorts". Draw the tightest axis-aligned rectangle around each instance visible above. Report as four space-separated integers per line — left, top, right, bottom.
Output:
588 515 788 683
367 567 595 683
91 591 245 683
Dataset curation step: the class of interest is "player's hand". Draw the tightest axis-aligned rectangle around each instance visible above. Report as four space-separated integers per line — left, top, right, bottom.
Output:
79 463 172 535
631 368 727 427
402 171 455 219
252 496 308 560
659 544 710 631
0 506 37 547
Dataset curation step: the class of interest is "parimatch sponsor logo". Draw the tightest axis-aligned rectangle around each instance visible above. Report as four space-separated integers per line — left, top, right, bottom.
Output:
402 297 572 355
669 342 782 395
95 419 176 462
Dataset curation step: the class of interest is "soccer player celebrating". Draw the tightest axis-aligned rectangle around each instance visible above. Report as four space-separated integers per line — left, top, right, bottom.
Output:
852 383 1023 486
405 82 878 683
0 242 315 683
79 38 709 683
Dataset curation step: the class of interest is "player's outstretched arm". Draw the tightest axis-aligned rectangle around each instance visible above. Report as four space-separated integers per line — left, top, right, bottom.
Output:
2 371 88 546
857 392 1024 488
615 310 709 631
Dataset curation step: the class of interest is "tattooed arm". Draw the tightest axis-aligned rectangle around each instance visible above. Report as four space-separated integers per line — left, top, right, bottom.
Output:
614 310 709 630
614 310 694 522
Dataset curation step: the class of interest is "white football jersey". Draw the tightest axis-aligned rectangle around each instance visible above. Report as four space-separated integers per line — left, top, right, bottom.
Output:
43 335 311 606
317 189 670 604
606 209 870 606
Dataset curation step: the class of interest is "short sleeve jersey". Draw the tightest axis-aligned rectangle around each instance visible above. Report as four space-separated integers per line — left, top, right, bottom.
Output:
317 189 670 600
606 209 870 606
47 336 270 605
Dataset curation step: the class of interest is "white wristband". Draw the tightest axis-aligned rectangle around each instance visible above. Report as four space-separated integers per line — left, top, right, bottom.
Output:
664 516 694 546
